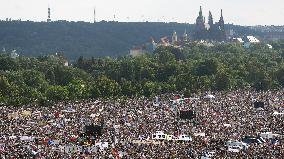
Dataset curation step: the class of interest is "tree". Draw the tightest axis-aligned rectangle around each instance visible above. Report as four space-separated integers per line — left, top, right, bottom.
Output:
143 81 159 97
154 47 176 64
95 75 121 97
22 70 48 91
120 79 137 97
0 75 11 96
252 73 272 91
214 72 231 91
46 86 69 102
275 67 284 87
194 59 219 76
67 80 88 100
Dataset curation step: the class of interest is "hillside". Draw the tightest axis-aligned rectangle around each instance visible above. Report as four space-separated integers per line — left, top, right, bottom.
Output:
0 21 255 60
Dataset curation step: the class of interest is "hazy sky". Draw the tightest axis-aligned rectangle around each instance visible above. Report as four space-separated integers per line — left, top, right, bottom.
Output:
0 0 283 25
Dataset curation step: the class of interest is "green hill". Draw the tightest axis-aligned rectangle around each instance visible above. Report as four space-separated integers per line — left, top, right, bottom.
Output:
0 21 255 60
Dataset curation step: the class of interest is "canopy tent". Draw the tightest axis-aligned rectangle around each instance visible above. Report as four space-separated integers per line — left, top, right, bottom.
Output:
61 108 76 113
204 95 215 99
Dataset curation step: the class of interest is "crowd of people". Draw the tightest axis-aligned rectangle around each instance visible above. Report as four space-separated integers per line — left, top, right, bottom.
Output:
0 89 284 158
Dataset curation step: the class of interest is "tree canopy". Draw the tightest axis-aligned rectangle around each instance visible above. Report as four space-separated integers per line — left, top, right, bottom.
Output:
0 41 284 106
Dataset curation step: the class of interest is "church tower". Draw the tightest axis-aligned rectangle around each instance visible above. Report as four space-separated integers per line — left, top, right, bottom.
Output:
182 29 188 42
218 9 226 41
47 6 51 22
208 11 214 27
196 6 205 27
194 6 206 40
172 31 178 44
218 9 225 31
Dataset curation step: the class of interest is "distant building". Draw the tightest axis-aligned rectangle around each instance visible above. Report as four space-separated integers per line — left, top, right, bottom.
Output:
150 30 190 51
245 36 260 43
266 44 273 49
232 38 244 43
152 38 158 51
172 31 178 44
53 52 69 66
130 46 147 57
182 29 189 42
63 60 69 66
231 35 261 48
10 50 19 59
193 6 226 41
226 29 235 40
243 36 260 48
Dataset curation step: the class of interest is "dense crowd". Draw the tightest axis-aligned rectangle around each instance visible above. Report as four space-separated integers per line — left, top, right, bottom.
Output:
1 90 284 158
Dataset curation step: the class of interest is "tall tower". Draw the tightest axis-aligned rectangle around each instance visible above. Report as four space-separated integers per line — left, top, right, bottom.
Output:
47 6 51 22
218 9 226 41
172 31 178 44
182 29 188 42
194 6 206 40
208 11 214 27
196 6 205 28
199 6 203 18
218 9 225 30
94 7 96 23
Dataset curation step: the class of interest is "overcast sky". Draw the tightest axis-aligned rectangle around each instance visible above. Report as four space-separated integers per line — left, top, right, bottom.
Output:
0 0 283 25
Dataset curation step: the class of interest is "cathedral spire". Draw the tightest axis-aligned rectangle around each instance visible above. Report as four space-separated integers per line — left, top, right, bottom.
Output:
208 11 213 26
218 9 225 35
199 6 203 17
220 9 224 22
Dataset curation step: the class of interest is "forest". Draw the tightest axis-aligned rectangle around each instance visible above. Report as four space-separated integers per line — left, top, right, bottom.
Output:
0 40 284 106
0 21 259 60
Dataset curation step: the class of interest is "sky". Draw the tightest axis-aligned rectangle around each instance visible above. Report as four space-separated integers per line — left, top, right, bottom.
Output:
0 0 283 26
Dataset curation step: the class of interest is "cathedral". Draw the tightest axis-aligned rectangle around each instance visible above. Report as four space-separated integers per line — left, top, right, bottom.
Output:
193 6 226 41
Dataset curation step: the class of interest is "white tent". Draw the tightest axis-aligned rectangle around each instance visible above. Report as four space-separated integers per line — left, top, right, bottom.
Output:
273 111 284 115
20 136 34 141
176 134 192 141
194 132 206 137
62 108 76 113
152 131 167 140
259 132 279 139
204 95 215 99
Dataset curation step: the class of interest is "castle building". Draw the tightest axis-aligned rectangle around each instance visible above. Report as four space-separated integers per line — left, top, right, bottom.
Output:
172 31 178 44
182 29 189 42
193 6 226 41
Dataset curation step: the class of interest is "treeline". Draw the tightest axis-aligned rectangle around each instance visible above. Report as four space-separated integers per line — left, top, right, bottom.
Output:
0 41 284 106
0 21 192 59
0 21 259 60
